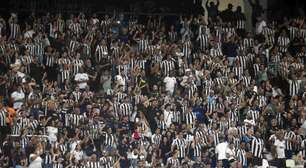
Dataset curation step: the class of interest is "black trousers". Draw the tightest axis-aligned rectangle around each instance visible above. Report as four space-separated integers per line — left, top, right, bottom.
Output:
0 126 10 143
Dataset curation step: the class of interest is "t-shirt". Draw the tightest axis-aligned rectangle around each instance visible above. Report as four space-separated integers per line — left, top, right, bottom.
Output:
11 91 25 109
256 20 267 34
164 110 173 128
47 126 58 143
226 148 236 161
74 73 89 89
215 142 228 160
24 30 35 38
163 77 176 93
274 139 286 159
71 150 83 161
29 154 42 168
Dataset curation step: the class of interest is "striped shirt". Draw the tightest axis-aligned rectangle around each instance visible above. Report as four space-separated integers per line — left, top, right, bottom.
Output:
236 148 247 166
288 79 302 96
100 156 113 168
84 161 101 168
236 20 246 30
210 47 223 57
151 133 162 145
10 23 20 39
251 137 264 158
138 39 149 53
184 112 196 126
160 60 175 76
95 44 109 62
198 34 210 51
102 132 116 147
300 139 306 158
172 138 187 158
119 103 132 117
243 38 254 49
0 108 7 126
69 22 82 37
69 40 79 53
193 143 203 157
168 31 177 42
167 157 180 167
43 153 53 164
285 131 296 150
277 36 290 53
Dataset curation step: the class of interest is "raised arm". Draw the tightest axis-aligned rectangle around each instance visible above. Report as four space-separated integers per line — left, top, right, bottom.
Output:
206 0 210 9
216 0 220 7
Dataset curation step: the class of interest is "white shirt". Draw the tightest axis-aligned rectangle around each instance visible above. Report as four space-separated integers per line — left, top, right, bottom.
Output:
274 139 286 159
115 75 126 88
11 90 25 109
71 150 83 161
47 126 58 143
163 77 176 93
29 154 42 168
215 142 228 160
70 140 81 152
163 110 173 128
74 73 89 89
24 30 35 38
256 20 267 35
226 147 236 160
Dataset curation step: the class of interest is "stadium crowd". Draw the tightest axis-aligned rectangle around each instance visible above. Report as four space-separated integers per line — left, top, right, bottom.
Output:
0 1 305 168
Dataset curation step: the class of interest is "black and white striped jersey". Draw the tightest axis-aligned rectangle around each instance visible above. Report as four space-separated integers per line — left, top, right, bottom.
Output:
285 131 296 151
236 20 246 30
209 130 220 146
119 103 132 117
151 133 162 145
192 142 203 157
237 126 248 138
0 108 7 126
100 156 113 168
83 161 101 168
160 59 175 76
100 19 112 34
137 39 149 53
167 157 180 167
69 40 79 53
168 31 178 42
243 38 254 49
277 36 290 53
45 53 57 67
251 137 264 158
69 22 82 37
9 23 20 39
236 148 247 166
60 69 70 83
34 41 44 57
95 44 109 62
288 79 302 96
172 138 187 158
102 132 116 147
43 153 53 164
52 163 64 168
209 47 223 57
72 59 84 75
300 139 306 158
198 34 210 51
289 26 298 40
67 113 84 128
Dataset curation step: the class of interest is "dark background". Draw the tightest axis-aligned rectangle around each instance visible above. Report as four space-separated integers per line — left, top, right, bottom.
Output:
0 0 305 20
